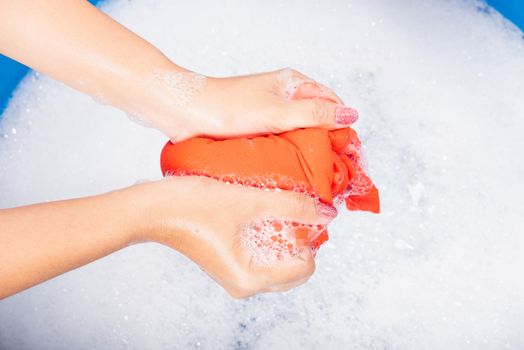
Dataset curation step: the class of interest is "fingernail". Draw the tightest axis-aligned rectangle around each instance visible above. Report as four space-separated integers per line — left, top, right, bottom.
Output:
336 107 359 125
315 202 338 219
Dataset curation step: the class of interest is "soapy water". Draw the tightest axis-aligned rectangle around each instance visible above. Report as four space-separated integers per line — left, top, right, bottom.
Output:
278 67 337 103
241 219 327 266
126 69 206 128
1 0 524 349
126 111 152 127
164 173 335 261
165 170 319 200
165 171 337 223
277 68 315 99
151 69 206 109
167 170 333 263
162 121 375 204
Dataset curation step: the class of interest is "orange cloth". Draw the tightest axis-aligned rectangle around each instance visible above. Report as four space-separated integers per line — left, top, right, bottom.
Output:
160 87 379 251
161 127 379 211
160 127 379 251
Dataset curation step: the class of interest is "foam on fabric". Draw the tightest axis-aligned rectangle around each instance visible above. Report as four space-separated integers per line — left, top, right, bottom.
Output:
1 0 523 349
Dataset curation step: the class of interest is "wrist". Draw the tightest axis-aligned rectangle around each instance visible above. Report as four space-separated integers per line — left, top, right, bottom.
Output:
117 178 197 247
102 182 160 246
122 61 190 120
131 64 211 140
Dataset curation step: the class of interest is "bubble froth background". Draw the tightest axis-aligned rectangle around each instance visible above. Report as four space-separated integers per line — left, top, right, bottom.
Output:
1 0 523 349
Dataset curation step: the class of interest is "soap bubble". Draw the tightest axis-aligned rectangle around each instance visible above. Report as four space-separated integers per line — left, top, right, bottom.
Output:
1 0 523 349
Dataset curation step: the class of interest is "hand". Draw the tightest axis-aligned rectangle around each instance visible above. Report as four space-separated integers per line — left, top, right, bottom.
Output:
146 68 360 142
133 176 334 298
0 2 358 142
0 175 332 299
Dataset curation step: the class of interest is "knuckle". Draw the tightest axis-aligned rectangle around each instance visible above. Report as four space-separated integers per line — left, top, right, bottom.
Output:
289 193 316 219
274 67 292 81
284 257 316 284
289 68 301 76
276 67 306 82
292 259 316 282
278 284 294 293
299 197 312 217
285 192 307 217
303 258 316 277
277 67 298 75
311 100 332 126
227 288 252 299
231 273 261 297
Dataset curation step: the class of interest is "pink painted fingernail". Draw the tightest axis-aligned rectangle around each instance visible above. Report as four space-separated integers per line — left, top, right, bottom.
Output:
336 107 359 125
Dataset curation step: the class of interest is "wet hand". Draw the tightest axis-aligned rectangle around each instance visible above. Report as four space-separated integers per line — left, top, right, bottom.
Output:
146 68 359 142
132 176 334 298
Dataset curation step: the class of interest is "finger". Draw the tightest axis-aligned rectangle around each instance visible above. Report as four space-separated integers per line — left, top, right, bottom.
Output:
315 82 345 105
291 81 345 106
282 98 359 130
278 68 319 89
168 129 192 143
285 68 312 81
273 68 344 105
263 275 311 293
273 68 315 97
254 190 335 226
134 178 152 185
255 246 316 289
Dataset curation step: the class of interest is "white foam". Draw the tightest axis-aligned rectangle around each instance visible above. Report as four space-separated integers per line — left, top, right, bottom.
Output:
1 0 524 349
126 69 206 133
277 67 309 98
151 69 206 109
240 219 326 266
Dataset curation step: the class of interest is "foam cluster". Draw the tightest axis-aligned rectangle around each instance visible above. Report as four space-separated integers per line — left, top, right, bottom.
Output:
1 0 523 349
151 69 206 109
240 219 327 266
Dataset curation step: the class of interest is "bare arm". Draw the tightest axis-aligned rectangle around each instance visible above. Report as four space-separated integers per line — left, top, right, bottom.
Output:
0 0 344 299
0 0 184 123
0 0 357 141
0 187 143 298
0 177 330 300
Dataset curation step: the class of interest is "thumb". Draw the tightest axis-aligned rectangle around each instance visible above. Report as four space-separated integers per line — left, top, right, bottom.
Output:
282 98 359 130
255 190 336 226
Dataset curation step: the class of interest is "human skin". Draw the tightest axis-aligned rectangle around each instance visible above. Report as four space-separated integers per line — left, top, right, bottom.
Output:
0 0 351 299
0 0 358 142
0 176 332 300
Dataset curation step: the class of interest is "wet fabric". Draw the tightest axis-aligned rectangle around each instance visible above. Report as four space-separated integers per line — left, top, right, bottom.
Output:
160 125 379 251
161 127 379 210
160 86 379 251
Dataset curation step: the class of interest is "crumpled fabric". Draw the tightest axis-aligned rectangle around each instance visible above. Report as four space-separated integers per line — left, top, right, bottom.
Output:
160 86 379 252
161 127 378 209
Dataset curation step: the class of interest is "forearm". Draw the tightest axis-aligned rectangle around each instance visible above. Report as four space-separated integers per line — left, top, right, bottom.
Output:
0 0 351 142
0 187 145 299
0 176 329 300
0 0 186 119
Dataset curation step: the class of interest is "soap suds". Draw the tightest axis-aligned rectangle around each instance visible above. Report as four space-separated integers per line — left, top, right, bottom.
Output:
151 69 206 109
1 0 523 349
241 219 326 267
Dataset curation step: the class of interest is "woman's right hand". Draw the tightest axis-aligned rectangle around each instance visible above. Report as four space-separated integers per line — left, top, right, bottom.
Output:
145 68 359 142
131 176 335 298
